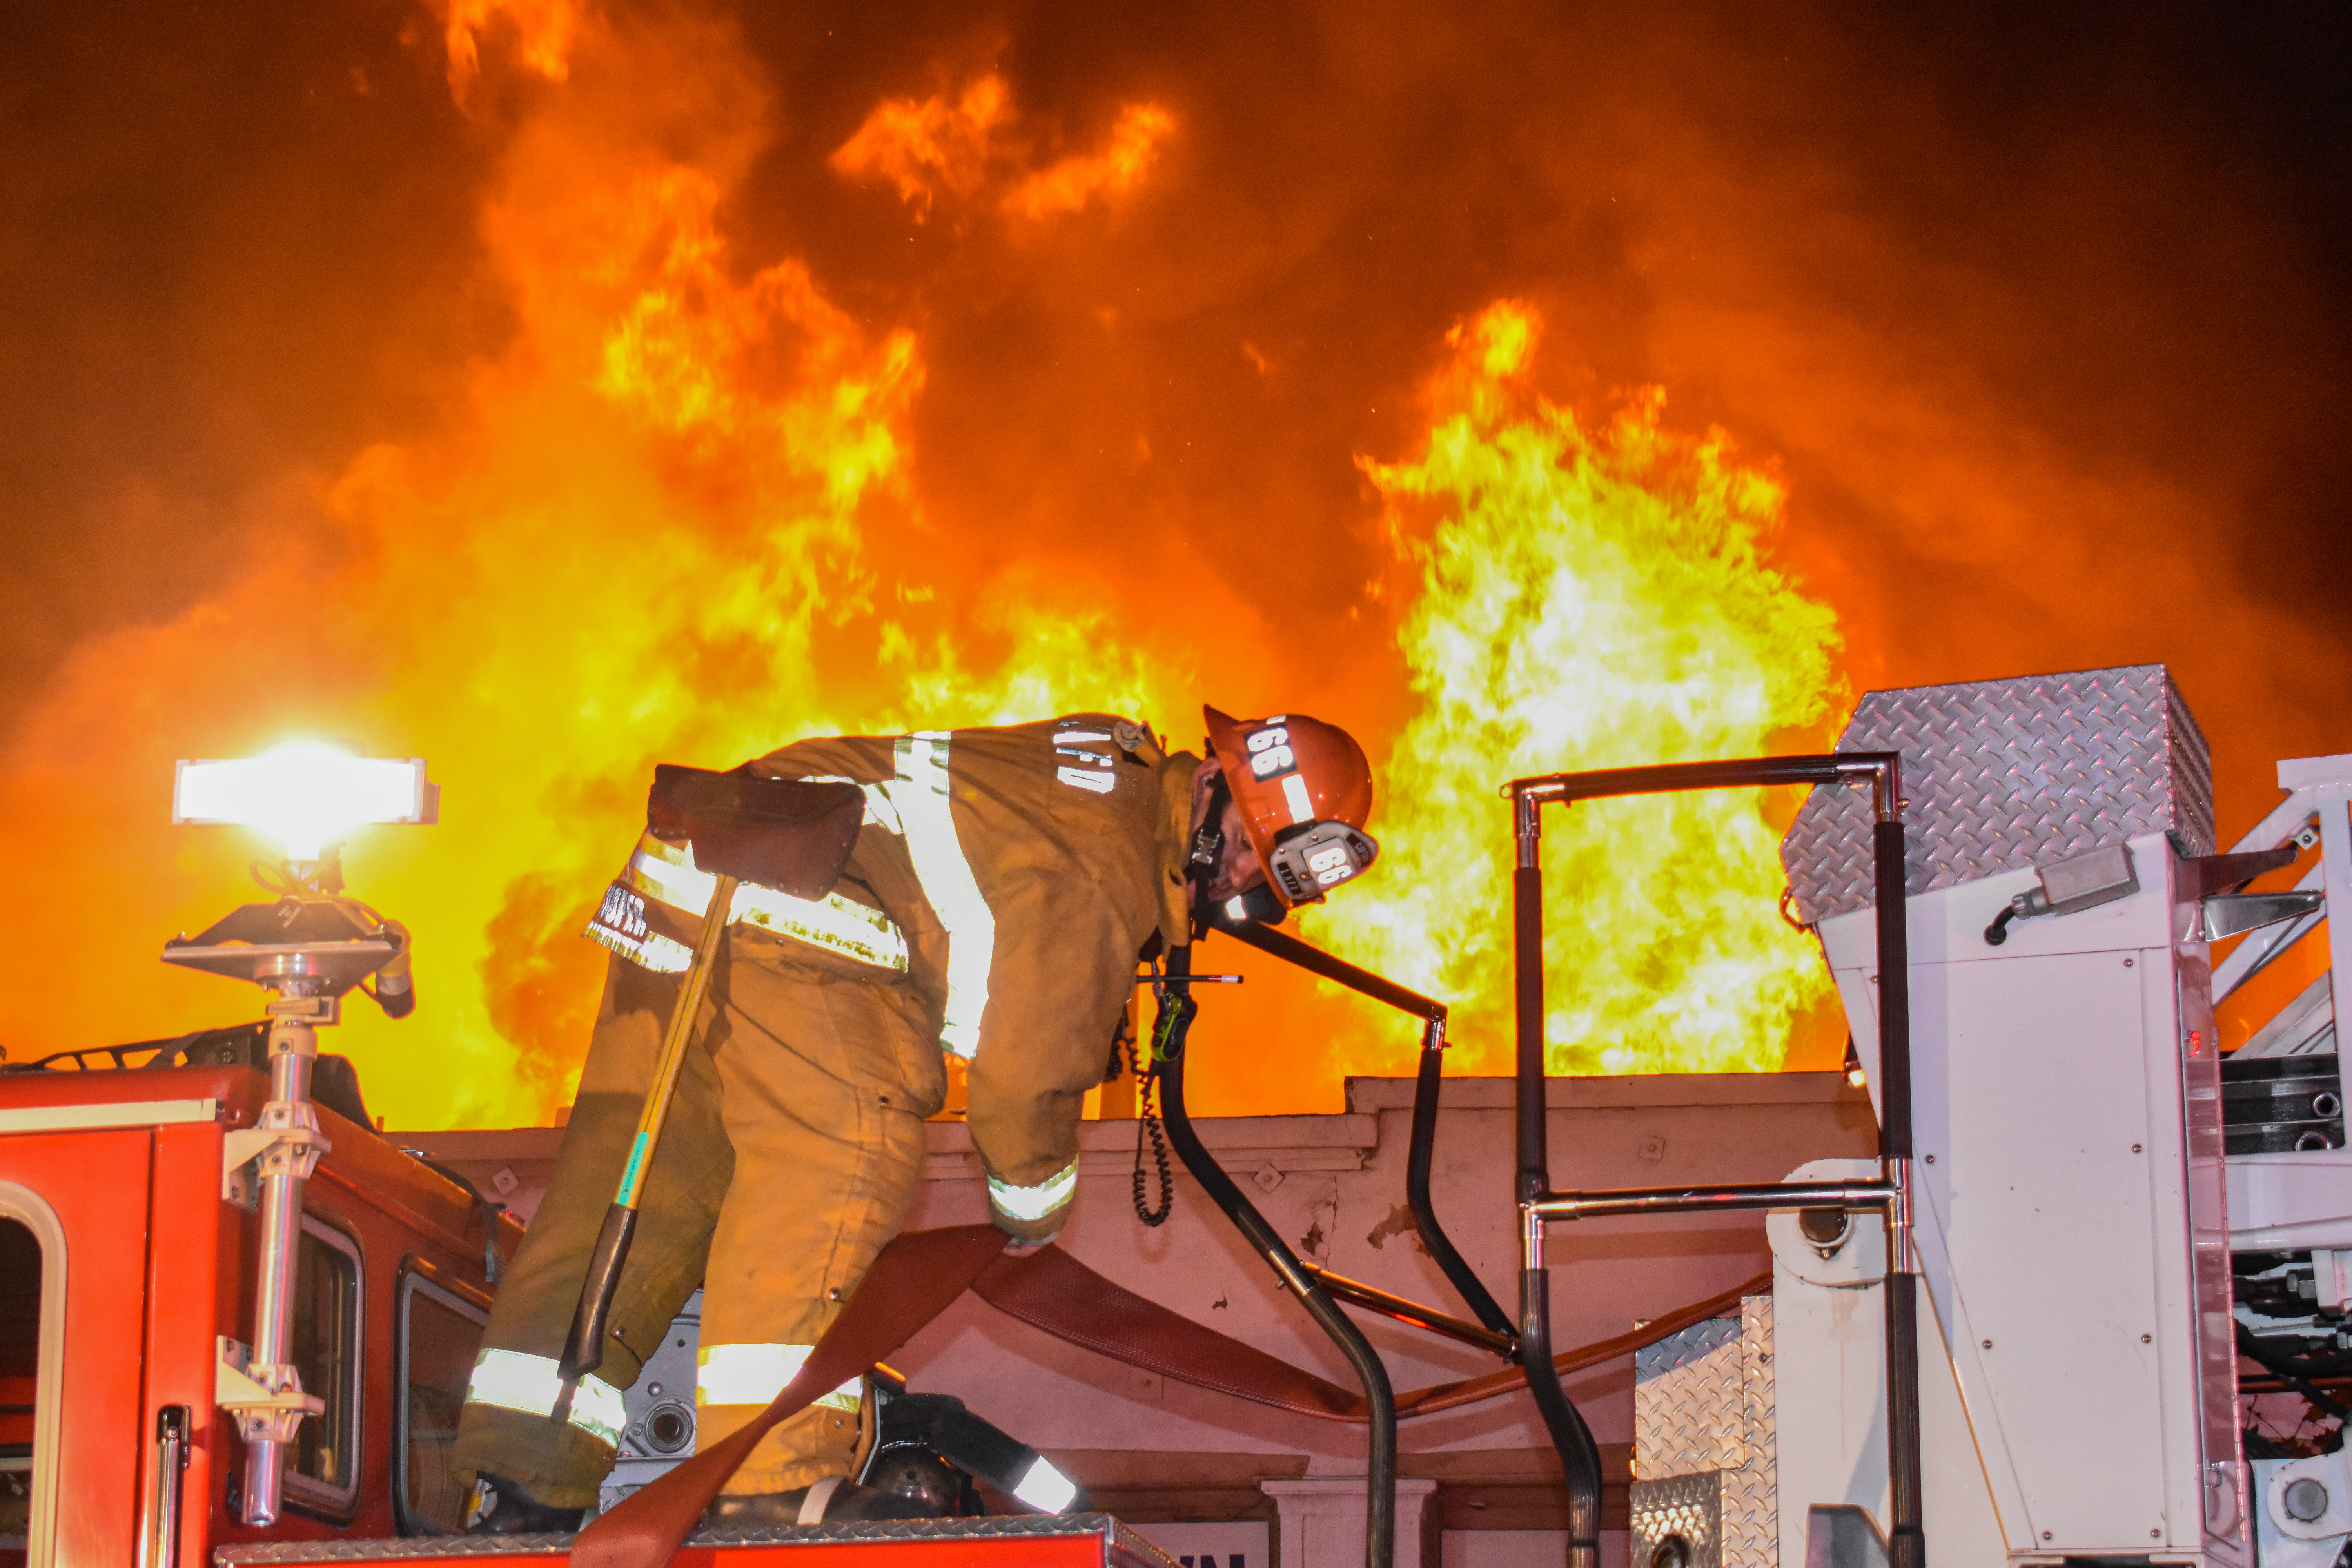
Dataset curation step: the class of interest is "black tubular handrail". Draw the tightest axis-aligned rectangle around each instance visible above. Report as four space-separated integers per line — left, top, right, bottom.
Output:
1212 914 1444 1019
1406 1017 1517 1339
1510 818 1604 1568
1528 1178 1893 1222
1509 752 1867 804
1871 764 1926 1568
1510 750 1924 1568
1155 942 1398 1568
1211 913 1515 1341
1298 1260 1519 1357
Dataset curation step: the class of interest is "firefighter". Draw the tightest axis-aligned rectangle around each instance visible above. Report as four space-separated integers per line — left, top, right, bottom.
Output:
456 708 1378 1530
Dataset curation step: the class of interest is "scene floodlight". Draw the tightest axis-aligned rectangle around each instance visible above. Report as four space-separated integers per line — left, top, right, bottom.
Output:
173 743 437 860
161 740 434 1525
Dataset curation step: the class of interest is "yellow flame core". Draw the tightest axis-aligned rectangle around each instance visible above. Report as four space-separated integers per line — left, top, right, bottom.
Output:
1314 302 1845 1075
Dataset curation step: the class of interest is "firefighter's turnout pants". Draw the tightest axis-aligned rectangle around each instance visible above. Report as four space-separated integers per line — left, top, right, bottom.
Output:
450 935 946 1508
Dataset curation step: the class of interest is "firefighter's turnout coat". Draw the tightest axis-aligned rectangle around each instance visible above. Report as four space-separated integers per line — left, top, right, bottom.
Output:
454 718 1198 1506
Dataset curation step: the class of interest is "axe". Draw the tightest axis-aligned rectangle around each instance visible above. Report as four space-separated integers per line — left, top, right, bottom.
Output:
557 767 865 1398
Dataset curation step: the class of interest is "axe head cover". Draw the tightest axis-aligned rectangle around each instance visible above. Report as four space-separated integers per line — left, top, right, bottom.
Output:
646 766 864 898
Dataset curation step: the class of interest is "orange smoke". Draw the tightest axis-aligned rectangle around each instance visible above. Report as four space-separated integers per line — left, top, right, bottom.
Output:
0 3 1856 1129
440 0 573 100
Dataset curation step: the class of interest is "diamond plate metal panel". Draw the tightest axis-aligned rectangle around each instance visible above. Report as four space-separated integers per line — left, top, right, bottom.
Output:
1636 1298 1778 1561
1781 664 2213 923
1636 1320 1747 1479
1722 1294 1778 1568
1632 1471 1723 1568
1638 1316 1742 1381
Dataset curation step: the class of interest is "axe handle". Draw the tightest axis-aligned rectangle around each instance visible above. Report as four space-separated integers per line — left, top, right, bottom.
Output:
558 872 739 1385
560 1203 635 1385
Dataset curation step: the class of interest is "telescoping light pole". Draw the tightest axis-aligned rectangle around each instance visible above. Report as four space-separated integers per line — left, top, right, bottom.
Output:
163 745 436 1524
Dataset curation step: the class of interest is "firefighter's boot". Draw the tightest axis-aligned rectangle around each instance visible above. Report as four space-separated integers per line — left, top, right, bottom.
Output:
703 1476 941 1528
466 1471 587 1534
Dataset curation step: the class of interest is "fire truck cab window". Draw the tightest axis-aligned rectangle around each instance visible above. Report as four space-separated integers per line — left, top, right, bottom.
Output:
395 1270 488 1534
0 1219 37 1561
285 1218 363 1517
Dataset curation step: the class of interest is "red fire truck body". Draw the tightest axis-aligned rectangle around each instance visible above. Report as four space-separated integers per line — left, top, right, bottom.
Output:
0 1061 1170 1568
2 1060 513 1560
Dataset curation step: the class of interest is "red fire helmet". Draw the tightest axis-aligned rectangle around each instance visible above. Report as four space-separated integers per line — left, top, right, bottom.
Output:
1203 706 1379 906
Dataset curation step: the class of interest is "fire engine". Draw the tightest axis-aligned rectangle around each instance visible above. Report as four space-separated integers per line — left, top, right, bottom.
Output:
5 664 2351 1568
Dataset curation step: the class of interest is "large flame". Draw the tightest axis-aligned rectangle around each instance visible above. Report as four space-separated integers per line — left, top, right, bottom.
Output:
0 9 1186 1127
1309 303 1844 1076
0 5 1848 1127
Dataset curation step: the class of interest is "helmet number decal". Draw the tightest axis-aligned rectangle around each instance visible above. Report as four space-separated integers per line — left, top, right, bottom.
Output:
1266 820 1379 905
1245 726 1297 780
1306 844 1354 886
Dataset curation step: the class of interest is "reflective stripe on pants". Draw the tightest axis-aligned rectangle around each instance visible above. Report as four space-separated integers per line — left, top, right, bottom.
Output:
696 1343 862 1414
464 1349 629 1450
987 1158 1079 1228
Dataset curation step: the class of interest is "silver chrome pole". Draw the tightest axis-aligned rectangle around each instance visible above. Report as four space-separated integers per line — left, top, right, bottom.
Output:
138 1406 189 1568
1529 1178 1895 1223
238 980 332 1525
